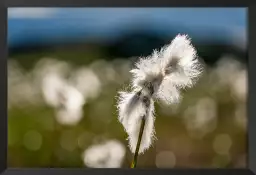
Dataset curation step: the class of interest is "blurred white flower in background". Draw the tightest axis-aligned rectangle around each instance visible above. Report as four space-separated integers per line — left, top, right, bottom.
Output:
183 97 218 139
207 56 247 133
32 58 71 98
214 56 247 102
212 56 246 93
32 58 71 84
55 85 85 126
42 72 86 125
69 67 101 100
41 73 67 108
36 59 85 125
230 69 247 102
8 57 104 125
8 60 25 83
8 60 42 109
90 59 117 85
31 58 103 126
82 140 126 168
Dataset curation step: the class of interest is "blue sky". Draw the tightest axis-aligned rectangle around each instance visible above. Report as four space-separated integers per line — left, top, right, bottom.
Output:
8 8 247 48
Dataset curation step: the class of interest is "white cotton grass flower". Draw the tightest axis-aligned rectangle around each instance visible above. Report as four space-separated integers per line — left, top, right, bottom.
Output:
82 140 126 168
117 91 155 154
33 58 72 107
8 60 42 108
117 34 203 154
32 58 71 78
69 67 102 100
230 69 247 102
32 58 71 89
213 56 244 89
55 85 85 126
130 34 202 104
41 72 86 125
36 58 102 126
41 73 67 108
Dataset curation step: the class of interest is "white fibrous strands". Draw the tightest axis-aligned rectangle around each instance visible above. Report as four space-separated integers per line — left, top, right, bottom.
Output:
117 34 203 154
117 91 155 154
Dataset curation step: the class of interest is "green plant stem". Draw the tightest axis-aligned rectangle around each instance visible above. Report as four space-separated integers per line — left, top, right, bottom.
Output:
131 115 146 168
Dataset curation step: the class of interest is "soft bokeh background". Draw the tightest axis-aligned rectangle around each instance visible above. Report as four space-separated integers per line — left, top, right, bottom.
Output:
7 8 248 168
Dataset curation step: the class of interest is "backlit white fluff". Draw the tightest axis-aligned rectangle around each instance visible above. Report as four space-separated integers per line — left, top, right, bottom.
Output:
127 97 155 154
117 91 141 132
130 34 202 104
161 34 201 88
117 91 155 153
156 79 181 104
117 34 202 154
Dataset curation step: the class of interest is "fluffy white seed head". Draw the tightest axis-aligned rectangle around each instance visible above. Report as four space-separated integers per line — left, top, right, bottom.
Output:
117 91 141 132
117 34 202 154
130 34 202 104
156 79 181 104
161 34 202 88
117 91 156 154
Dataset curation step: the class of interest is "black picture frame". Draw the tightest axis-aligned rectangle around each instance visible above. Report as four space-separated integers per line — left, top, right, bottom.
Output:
1 3 255 175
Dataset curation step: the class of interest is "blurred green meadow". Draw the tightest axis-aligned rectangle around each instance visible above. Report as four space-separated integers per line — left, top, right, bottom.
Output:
8 42 247 168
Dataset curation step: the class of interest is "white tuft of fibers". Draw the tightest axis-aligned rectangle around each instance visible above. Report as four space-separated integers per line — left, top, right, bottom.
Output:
130 34 202 104
117 91 141 132
127 97 155 154
130 55 164 95
117 91 156 154
160 34 202 88
117 34 202 154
